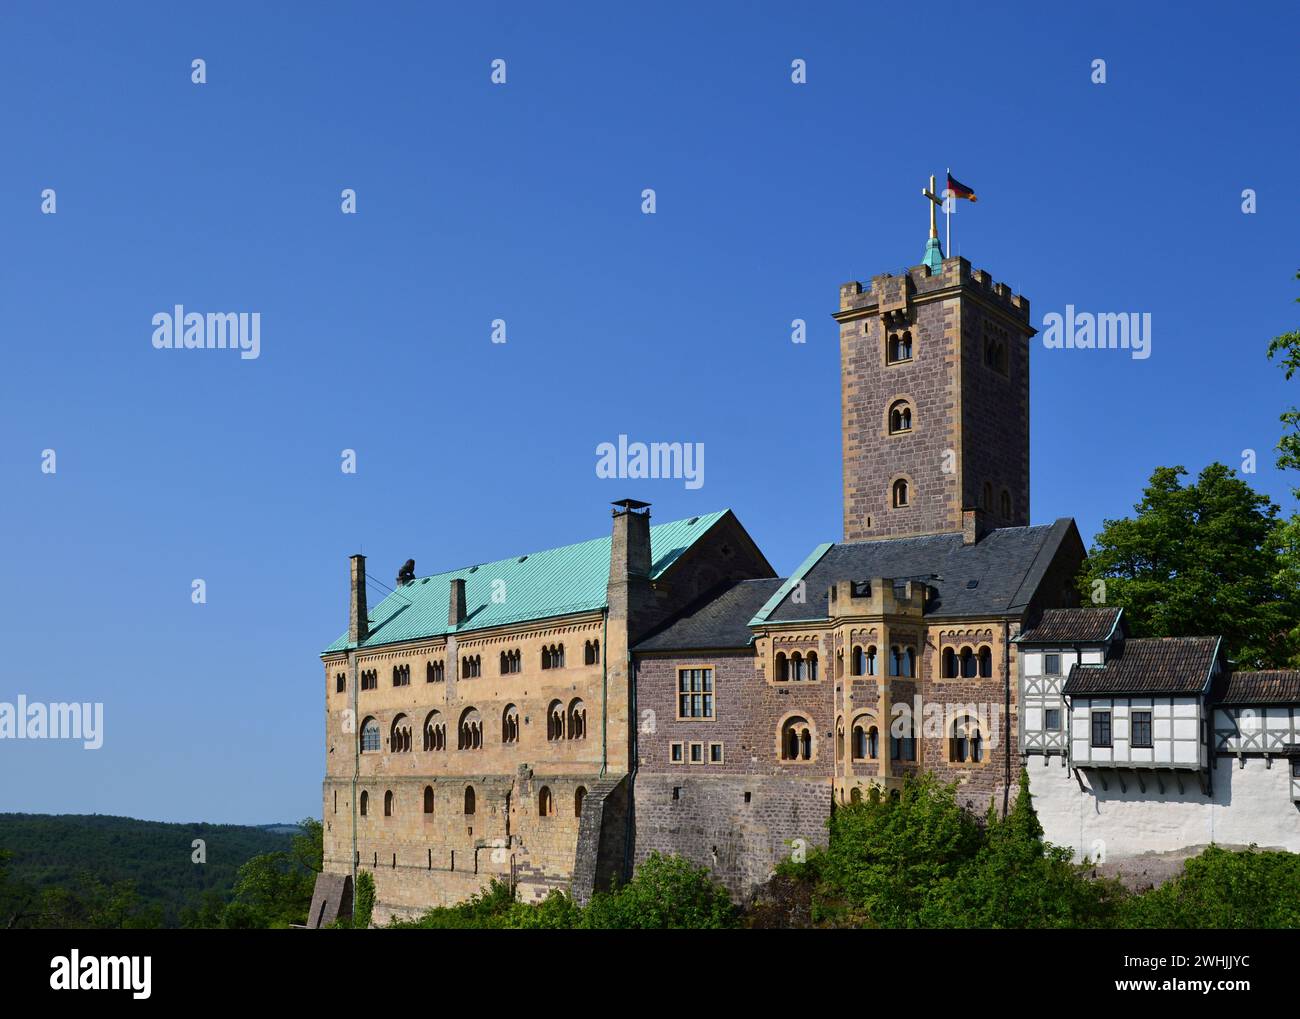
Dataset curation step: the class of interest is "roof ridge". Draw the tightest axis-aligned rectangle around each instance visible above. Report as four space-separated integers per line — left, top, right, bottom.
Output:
405 509 730 582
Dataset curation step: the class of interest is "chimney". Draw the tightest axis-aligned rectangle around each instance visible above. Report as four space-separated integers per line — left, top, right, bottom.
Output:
607 499 654 639
962 508 986 546
349 554 369 643
448 577 467 628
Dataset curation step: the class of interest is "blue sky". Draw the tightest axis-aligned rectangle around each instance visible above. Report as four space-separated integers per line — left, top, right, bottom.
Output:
1 1 1296 824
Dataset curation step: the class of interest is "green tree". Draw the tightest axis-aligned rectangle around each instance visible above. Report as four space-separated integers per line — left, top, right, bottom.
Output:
353 870 375 930
221 817 323 928
813 774 981 927
1266 270 1300 482
581 853 737 929
924 771 1122 928
1121 846 1300 928
1078 463 1300 667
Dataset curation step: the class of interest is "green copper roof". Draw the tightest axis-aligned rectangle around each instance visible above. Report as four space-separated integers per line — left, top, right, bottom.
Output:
748 542 833 626
322 510 731 654
922 236 944 275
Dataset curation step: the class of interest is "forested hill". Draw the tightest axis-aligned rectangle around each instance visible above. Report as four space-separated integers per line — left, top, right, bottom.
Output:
0 813 296 928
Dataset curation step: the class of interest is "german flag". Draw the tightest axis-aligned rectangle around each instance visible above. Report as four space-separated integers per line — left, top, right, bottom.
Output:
946 172 977 202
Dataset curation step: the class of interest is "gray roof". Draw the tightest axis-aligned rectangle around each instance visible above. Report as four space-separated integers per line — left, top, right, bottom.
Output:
1211 670 1300 705
1063 637 1221 696
1017 607 1123 644
760 519 1078 624
635 579 785 652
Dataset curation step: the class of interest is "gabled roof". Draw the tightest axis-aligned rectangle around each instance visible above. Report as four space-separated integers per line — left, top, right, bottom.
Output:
1016 607 1123 644
322 510 731 654
754 519 1078 624
1063 637 1221 697
635 578 785 652
1211 670 1300 706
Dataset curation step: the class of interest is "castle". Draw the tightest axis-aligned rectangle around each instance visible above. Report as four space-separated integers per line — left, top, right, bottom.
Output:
309 240 1300 926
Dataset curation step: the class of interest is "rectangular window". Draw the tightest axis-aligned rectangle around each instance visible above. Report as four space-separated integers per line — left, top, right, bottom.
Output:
1091 711 1112 748
709 743 724 764
1044 654 1061 675
669 742 683 764
1131 710 1153 748
1044 708 1061 731
689 742 704 764
677 668 715 719
1292 758 1300 778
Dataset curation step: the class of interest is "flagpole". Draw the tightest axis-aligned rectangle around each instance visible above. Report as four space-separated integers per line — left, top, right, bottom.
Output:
945 167 951 257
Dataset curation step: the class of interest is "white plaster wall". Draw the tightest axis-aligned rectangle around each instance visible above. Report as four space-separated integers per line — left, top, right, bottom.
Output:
1027 758 1300 861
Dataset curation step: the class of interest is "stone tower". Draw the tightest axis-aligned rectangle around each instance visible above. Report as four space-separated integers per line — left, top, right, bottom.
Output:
834 254 1034 543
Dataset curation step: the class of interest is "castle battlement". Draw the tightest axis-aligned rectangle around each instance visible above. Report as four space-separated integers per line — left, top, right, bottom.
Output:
838 256 1030 324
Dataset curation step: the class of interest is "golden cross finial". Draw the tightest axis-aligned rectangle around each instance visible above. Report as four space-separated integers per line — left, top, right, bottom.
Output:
922 174 942 239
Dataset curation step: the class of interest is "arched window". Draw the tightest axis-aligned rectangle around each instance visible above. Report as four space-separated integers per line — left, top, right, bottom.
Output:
457 707 482 750
791 652 805 682
807 651 819 681
942 647 957 678
888 400 913 434
547 700 565 742
1000 489 1011 519
978 645 993 678
464 786 476 815
850 787 863 804
423 785 434 814
541 644 566 670
567 699 587 741
584 640 600 665
780 716 813 762
426 660 444 683
360 717 380 753
960 646 976 678
851 645 865 676
384 790 394 817
892 478 909 508
866 645 878 675
500 651 509 675
423 710 446 751
888 330 913 363
868 725 879 759
359 790 369 816
950 715 984 763
836 717 845 761
775 652 789 682
574 786 587 817
538 786 554 818
390 714 411 753
891 718 916 761
903 646 916 677
502 704 520 744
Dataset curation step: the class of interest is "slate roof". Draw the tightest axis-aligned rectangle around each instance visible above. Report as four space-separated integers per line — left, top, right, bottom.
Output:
1017 607 1123 644
1062 637 1221 696
635 578 786 652
322 510 731 653
1211 670 1300 705
754 519 1078 624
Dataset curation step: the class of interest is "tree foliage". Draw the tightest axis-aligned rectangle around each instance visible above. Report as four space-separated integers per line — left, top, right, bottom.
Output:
389 851 736 930
1077 463 1300 667
1120 845 1300 928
